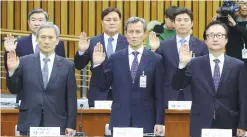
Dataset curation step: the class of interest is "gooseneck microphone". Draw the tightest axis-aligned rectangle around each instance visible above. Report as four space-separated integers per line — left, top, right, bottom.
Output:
75 104 86 136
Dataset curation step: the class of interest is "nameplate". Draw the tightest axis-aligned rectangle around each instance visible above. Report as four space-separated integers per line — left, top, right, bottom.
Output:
94 101 112 109
113 127 143 137
201 129 232 137
30 127 60 136
168 101 192 110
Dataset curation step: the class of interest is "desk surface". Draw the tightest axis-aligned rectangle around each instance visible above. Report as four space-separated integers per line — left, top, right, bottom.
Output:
1 108 190 114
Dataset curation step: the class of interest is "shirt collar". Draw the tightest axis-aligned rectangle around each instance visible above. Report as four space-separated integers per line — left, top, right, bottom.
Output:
128 46 144 55
209 53 224 64
104 33 119 42
40 52 55 63
176 35 190 44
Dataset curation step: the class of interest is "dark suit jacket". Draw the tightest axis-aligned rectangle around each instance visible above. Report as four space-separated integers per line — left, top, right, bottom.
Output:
7 53 77 135
4 34 65 102
74 34 128 107
172 54 247 137
156 37 208 107
91 48 165 133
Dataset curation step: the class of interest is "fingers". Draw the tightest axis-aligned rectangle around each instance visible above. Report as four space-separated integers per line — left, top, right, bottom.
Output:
80 32 87 40
93 42 104 53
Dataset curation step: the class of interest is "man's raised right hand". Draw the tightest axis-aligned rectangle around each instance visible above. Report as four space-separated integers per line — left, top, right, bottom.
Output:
78 32 90 52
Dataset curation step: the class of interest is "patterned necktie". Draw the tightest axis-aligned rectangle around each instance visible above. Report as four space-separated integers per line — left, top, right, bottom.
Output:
180 38 187 45
130 51 139 83
42 57 50 89
35 44 40 53
213 59 221 91
107 37 114 58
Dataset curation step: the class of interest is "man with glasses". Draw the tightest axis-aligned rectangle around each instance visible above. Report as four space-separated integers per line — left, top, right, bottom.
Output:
149 8 208 108
172 21 247 137
4 8 65 103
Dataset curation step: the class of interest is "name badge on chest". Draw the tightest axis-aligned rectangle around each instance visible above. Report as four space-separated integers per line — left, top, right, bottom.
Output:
140 71 147 88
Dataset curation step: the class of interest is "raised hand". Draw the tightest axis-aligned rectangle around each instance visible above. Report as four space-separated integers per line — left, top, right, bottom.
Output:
179 44 192 66
78 32 90 51
92 42 106 65
4 34 18 52
149 31 160 51
7 51 20 72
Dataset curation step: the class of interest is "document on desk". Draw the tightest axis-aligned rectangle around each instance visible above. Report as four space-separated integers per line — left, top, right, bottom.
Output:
201 129 232 137
94 100 112 109
168 101 192 110
113 127 143 137
30 127 60 136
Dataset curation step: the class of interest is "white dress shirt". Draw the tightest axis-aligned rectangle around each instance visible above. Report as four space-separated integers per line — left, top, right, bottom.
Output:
128 46 144 70
209 53 224 76
32 34 39 52
104 33 119 53
40 52 55 81
176 35 190 53
78 33 119 55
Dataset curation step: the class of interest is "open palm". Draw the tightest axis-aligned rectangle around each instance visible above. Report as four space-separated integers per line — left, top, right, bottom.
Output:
93 43 106 65
179 44 192 65
4 34 18 52
7 51 19 72
78 32 90 51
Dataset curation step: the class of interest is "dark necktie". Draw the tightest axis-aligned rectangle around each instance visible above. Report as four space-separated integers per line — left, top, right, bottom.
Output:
130 51 139 83
213 59 221 91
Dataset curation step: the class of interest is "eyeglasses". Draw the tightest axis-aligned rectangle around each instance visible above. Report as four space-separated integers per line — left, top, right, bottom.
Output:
206 33 226 39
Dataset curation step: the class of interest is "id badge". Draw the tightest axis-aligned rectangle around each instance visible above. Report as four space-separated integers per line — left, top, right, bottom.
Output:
140 71 147 88
242 48 247 59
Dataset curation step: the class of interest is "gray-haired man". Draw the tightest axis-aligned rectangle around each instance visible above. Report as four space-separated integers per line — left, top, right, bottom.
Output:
90 17 165 135
6 22 77 135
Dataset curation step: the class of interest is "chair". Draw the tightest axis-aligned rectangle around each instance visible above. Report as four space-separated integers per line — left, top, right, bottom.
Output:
105 123 111 135
15 125 20 136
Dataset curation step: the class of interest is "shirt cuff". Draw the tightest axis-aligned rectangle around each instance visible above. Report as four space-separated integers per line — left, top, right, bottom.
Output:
93 64 100 68
78 50 85 56
178 63 187 69
8 71 14 77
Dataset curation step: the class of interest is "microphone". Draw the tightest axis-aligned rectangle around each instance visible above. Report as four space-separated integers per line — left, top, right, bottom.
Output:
74 104 86 136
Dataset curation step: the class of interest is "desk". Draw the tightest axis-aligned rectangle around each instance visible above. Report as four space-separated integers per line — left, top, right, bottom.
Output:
1 108 190 137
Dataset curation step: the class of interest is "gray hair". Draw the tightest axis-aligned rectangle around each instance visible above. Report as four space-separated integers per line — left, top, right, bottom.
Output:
28 8 49 21
124 17 147 32
36 22 60 38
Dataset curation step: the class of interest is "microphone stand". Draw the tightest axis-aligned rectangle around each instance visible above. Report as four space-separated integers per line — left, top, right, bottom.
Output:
74 104 86 136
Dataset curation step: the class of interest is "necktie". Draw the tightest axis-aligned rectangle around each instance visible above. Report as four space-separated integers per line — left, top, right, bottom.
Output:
42 57 50 89
177 38 187 100
107 37 114 58
213 59 221 91
180 38 187 45
35 44 40 53
130 51 139 83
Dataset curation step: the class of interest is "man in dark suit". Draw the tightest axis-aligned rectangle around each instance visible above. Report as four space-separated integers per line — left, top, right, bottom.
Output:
6 22 77 135
74 7 128 107
4 8 65 103
150 8 209 107
90 17 164 135
172 21 247 137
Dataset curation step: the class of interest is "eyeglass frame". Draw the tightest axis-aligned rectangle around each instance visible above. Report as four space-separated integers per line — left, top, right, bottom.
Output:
206 33 227 39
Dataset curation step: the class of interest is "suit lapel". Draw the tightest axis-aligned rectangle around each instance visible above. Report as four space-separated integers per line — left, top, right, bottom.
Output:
33 53 45 91
217 55 232 93
200 55 216 95
47 55 62 88
134 48 151 84
27 34 34 54
121 49 132 84
115 35 127 51
189 37 196 52
171 38 179 66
